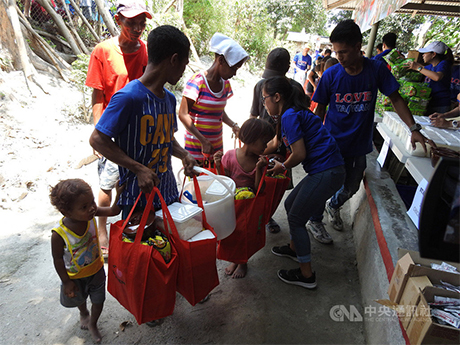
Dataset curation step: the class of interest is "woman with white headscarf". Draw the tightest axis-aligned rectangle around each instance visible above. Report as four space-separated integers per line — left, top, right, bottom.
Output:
179 33 249 162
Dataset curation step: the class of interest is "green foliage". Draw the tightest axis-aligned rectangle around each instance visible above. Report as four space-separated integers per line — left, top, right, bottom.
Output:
363 13 424 53
0 56 13 72
327 9 352 26
423 16 460 52
183 0 224 55
264 0 327 39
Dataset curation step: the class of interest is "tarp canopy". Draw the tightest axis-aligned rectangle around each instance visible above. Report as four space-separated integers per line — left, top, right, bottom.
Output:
323 0 460 31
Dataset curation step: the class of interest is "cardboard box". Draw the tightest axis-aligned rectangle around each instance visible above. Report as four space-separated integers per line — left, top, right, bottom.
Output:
406 286 460 345
407 50 423 64
398 276 432 329
387 249 460 304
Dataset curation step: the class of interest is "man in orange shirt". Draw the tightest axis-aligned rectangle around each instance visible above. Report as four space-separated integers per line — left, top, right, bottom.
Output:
85 0 151 257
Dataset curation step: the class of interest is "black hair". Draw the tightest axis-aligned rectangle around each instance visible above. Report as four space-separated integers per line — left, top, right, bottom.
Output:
324 57 339 71
263 76 309 115
324 48 332 55
330 19 362 46
320 55 334 74
50 179 92 214
147 25 190 65
437 47 455 65
382 33 397 49
376 43 383 51
238 118 275 145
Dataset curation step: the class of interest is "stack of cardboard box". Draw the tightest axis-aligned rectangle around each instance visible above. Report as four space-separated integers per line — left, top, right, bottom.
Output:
386 249 460 345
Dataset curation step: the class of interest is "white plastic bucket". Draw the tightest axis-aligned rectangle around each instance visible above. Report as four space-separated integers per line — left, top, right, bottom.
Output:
180 167 236 240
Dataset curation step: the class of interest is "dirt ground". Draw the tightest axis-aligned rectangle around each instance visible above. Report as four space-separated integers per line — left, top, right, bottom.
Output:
0 67 365 344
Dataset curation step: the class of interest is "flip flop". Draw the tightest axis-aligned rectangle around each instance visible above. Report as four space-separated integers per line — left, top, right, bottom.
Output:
266 219 281 233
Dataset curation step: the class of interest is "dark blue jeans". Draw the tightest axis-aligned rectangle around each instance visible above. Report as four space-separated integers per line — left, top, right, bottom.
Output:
329 155 367 209
285 165 345 263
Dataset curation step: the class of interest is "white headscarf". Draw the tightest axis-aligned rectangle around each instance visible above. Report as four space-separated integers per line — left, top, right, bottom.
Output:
209 33 249 67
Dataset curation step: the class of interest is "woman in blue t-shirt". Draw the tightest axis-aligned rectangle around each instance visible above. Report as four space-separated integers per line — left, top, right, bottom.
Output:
263 76 345 289
407 41 454 115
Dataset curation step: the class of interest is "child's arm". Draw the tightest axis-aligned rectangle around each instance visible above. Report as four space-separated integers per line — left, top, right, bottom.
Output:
51 231 78 298
263 134 279 155
268 138 306 176
95 182 124 217
213 151 223 174
213 151 231 176
254 156 268 190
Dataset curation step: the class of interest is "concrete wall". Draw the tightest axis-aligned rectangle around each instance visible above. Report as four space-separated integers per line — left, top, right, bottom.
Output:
348 150 419 344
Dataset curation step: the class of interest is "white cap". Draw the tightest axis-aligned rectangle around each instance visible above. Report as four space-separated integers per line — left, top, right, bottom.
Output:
117 0 152 19
209 33 249 67
418 41 448 55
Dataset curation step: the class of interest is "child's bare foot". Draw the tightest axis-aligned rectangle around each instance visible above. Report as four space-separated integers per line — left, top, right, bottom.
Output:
89 323 102 344
232 263 247 279
80 312 90 330
225 262 238 276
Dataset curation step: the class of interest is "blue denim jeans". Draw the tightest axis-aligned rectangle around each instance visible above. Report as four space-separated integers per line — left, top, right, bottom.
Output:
285 165 345 263
310 155 366 222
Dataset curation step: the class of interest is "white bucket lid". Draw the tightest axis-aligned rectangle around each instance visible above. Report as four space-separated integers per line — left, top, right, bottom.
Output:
155 202 202 223
205 178 235 196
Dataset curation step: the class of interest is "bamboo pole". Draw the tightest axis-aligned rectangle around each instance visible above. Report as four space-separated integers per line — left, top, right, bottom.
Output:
34 0 82 55
93 0 118 37
67 0 100 42
16 6 71 69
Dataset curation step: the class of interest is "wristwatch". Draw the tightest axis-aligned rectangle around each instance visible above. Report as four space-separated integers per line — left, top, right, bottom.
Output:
417 66 423 72
452 120 458 128
409 123 422 132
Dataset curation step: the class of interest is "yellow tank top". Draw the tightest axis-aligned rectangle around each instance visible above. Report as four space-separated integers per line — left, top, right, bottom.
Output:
52 218 104 279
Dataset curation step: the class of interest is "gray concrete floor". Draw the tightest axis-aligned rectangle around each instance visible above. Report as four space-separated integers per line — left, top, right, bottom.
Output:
0 164 366 345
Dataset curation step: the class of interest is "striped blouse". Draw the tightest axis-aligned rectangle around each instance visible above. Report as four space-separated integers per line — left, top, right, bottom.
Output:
183 72 233 160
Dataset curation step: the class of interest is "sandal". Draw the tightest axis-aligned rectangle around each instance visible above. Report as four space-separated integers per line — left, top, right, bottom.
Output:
266 218 281 234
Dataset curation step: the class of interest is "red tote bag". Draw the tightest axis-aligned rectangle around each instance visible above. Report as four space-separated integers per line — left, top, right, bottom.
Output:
217 171 291 263
108 189 179 324
172 176 219 306
200 153 225 175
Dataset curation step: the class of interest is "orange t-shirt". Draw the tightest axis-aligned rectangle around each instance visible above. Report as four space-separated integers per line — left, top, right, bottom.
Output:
85 37 148 111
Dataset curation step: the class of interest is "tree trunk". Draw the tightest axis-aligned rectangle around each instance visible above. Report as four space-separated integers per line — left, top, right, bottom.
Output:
4 0 35 82
0 0 21 70
34 0 82 55
93 0 118 37
5 0 34 75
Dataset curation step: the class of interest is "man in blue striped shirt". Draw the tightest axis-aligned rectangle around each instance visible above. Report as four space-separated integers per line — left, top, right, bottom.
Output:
90 25 196 217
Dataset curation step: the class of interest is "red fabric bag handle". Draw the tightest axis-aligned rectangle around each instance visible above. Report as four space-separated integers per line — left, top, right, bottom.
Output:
120 189 177 245
202 153 225 175
191 175 218 238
